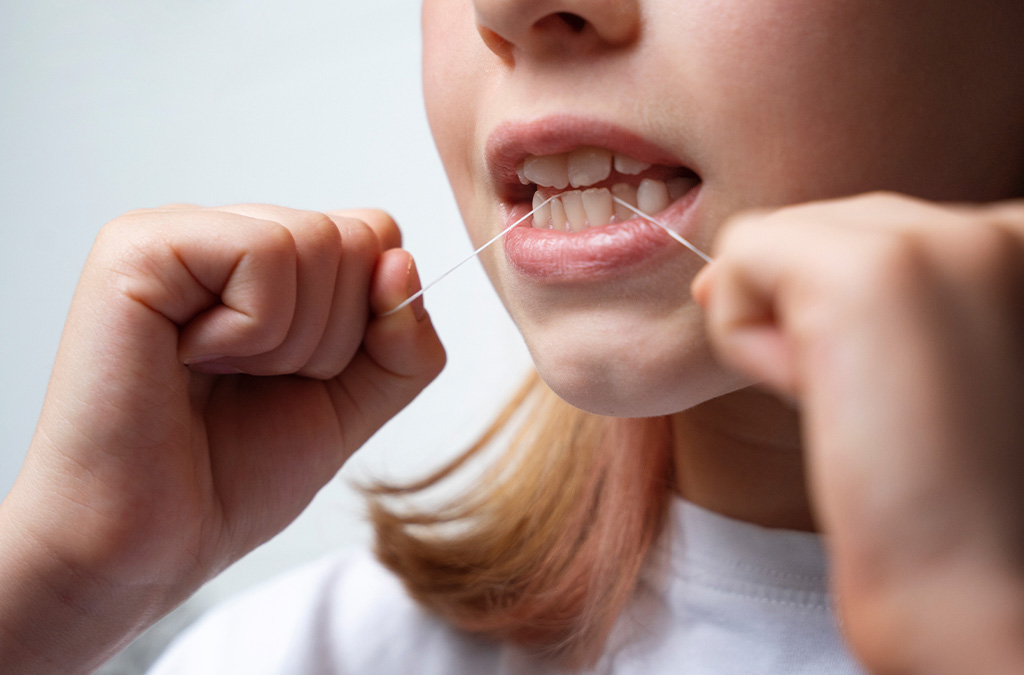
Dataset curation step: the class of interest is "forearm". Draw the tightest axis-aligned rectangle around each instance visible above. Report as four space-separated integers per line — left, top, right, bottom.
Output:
0 491 175 674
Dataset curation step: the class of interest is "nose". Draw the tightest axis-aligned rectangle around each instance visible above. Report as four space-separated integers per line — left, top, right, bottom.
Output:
473 0 641 59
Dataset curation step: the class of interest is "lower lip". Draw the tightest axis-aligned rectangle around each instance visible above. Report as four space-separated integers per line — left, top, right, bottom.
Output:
502 183 703 280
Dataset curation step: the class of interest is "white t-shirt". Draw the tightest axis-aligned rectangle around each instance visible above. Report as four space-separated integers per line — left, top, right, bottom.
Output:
149 500 865 674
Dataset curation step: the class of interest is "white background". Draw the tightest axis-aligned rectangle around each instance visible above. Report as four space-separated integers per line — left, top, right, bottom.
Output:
0 0 532 612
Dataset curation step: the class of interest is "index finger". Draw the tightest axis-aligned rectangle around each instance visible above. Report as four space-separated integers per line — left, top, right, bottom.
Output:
326 208 402 251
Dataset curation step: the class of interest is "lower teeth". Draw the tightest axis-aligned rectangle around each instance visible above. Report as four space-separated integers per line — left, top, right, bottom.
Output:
532 177 695 230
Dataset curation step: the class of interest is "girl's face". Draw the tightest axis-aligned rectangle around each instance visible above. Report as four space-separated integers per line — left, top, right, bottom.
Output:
422 0 1024 417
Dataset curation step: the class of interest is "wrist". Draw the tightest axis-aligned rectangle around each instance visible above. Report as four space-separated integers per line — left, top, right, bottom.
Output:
0 486 180 673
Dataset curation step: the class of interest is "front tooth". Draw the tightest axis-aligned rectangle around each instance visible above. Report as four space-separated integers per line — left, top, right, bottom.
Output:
561 191 587 232
549 195 567 231
518 165 530 186
612 183 638 221
582 188 614 228
532 191 551 228
637 178 670 214
614 154 652 175
523 154 569 189
667 176 697 200
568 147 612 188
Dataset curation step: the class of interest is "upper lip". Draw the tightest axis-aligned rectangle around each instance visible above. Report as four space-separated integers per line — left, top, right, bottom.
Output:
485 115 696 201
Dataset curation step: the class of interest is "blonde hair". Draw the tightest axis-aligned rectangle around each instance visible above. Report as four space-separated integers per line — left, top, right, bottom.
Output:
363 371 675 668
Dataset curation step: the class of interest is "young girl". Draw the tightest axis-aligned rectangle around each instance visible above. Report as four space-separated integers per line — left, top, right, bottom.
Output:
2 0 1023 673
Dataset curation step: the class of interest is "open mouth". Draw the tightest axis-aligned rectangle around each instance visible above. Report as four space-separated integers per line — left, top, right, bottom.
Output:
516 147 701 232
486 118 706 278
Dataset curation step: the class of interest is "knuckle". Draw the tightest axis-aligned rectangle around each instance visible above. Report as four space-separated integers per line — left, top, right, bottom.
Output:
338 208 402 250
96 216 130 245
716 213 761 253
845 191 930 225
119 207 152 218
257 219 298 254
818 230 929 316
356 208 395 227
862 230 928 290
301 211 339 236
987 200 1024 234
776 199 831 219
101 209 151 236
94 215 158 266
854 190 919 212
956 222 1024 286
347 208 400 241
857 189 902 205
957 221 1011 259
300 212 344 254
338 218 383 259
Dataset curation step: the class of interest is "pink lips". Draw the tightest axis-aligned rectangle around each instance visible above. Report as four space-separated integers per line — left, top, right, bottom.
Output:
486 116 704 280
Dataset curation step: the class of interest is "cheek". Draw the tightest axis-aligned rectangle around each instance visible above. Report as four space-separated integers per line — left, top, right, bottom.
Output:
669 1 899 201
653 0 1023 206
422 0 480 190
421 2 459 158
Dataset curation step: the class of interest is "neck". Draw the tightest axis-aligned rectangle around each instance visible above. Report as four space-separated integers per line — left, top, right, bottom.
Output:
670 387 815 532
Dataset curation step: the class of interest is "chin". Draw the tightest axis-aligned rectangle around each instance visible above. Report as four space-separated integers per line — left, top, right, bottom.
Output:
521 308 745 418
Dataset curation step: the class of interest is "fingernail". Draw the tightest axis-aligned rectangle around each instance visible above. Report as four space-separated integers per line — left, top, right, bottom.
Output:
407 258 427 322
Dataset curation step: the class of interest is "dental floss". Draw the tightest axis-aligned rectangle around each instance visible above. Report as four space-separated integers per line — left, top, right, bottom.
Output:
610 196 714 265
380 196 555 317
380 194 713 317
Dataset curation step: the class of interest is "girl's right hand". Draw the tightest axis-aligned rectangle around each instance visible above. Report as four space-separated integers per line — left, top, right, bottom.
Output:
0 204 445 672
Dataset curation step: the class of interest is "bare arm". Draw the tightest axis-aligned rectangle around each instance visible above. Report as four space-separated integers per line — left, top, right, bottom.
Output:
0 205 445 673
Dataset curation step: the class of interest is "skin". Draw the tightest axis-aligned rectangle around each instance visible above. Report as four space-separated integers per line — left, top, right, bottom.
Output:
423 0 1024 534
423 0 1024 671
0 207 445 672
427 0 1024 417
0 1 1022 673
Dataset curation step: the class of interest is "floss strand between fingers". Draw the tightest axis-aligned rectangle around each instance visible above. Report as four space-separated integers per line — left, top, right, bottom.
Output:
611 197 714 265
380 197 555 317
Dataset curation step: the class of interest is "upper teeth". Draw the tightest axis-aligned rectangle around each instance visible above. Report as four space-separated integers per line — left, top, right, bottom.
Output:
532 176 696 232
518 147 652 189
518 147 696 232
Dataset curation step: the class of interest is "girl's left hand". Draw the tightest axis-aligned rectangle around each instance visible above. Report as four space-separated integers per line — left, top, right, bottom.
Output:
694 193 1024 675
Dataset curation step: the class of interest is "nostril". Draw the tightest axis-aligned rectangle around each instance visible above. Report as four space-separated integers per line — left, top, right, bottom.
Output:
556 12 587 32
477 2 638 56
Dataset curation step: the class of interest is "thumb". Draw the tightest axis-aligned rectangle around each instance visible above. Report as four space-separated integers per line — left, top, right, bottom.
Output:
325 249 446 449
695 216 799 397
